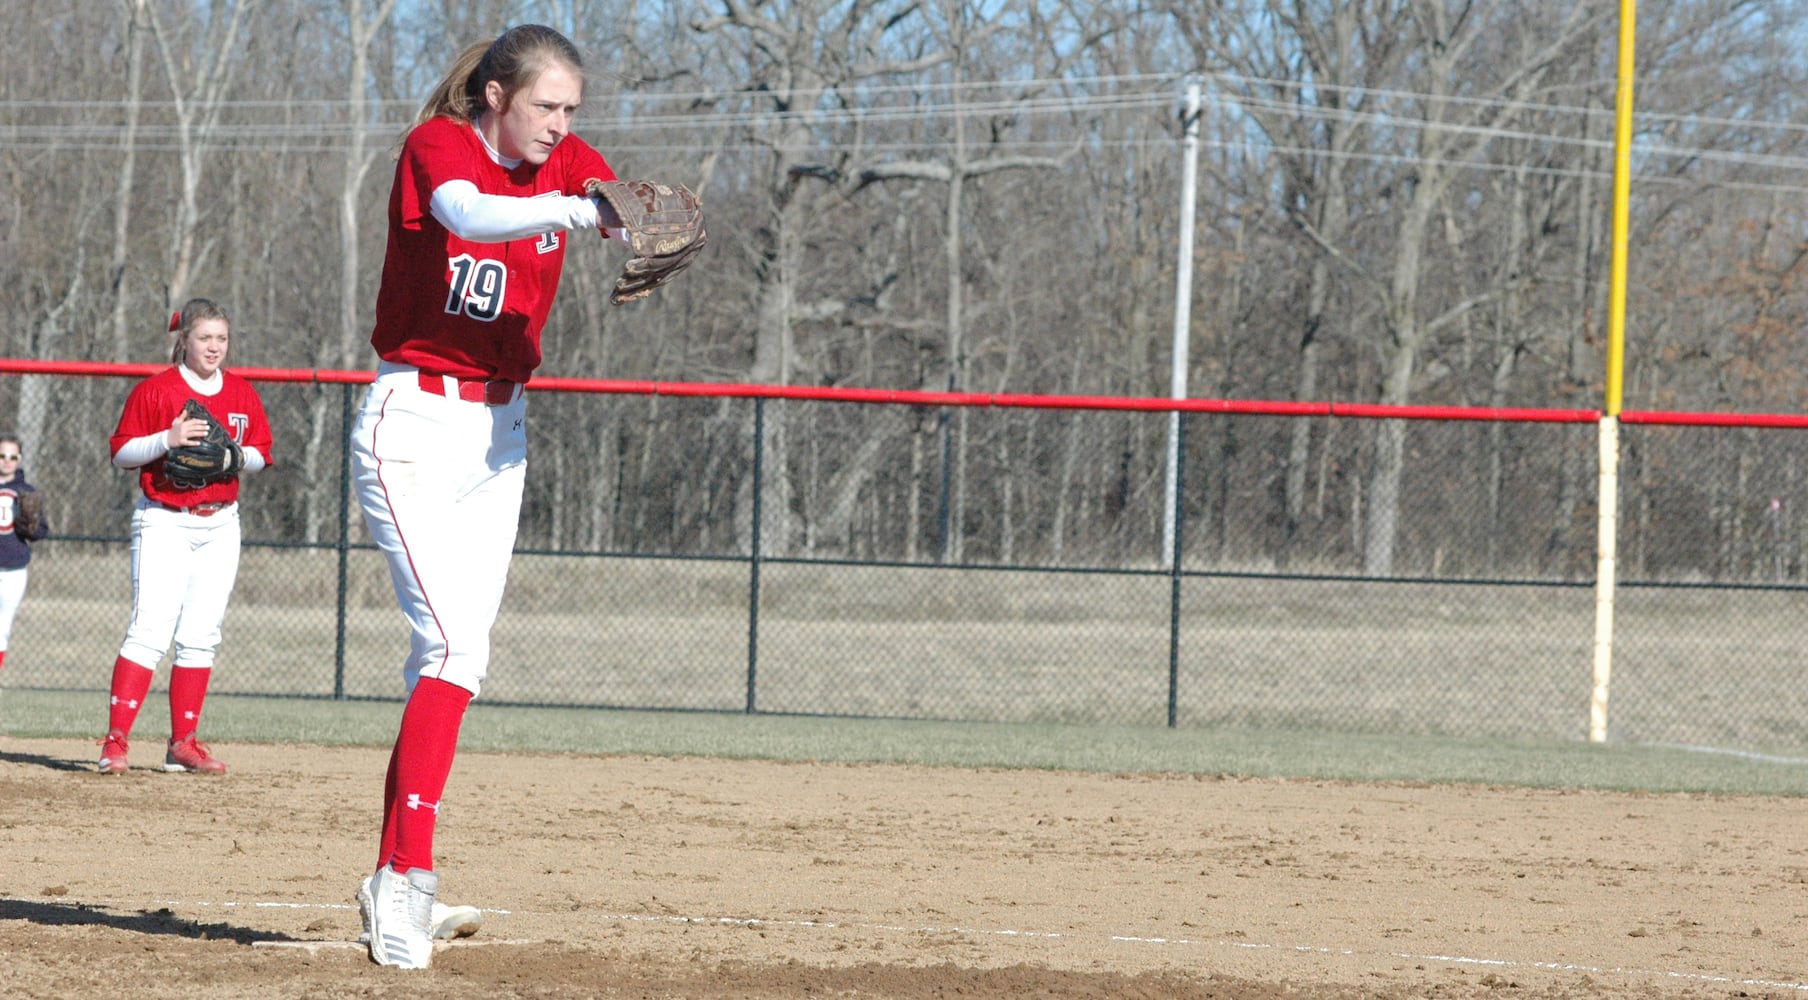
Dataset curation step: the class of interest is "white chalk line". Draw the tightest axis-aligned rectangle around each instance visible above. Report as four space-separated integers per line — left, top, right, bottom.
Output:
136 898 514 917
1645 741 1808 766
252 939 533 953
62 896 1808 993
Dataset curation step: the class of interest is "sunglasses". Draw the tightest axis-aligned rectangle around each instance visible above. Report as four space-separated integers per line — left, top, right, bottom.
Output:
0 454 20 461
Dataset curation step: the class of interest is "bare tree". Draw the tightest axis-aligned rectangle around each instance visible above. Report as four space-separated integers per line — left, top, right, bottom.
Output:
692 0 955 556
5 0 1808 584
286 0 401 544
1174 0 1414 566
144 0 262 309
842 2 1077 561
108 0 152 359
1195 0 1606 574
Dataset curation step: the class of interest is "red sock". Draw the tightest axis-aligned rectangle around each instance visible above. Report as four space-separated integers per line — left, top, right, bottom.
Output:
106 655 155 738
169 666 213 741
376 745 402 872
379 677 471 874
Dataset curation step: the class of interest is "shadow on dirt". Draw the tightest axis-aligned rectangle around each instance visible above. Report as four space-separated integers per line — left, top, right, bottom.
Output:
0 898 301 944
0 749 92 772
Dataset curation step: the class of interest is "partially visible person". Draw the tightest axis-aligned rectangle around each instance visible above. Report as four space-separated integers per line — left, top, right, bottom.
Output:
0 433 49 675
97 299 273 775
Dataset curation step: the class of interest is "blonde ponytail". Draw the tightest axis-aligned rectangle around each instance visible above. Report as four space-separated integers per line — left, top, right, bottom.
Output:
409 40 492 130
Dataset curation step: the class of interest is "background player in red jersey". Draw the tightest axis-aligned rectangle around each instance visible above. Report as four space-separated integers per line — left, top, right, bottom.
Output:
0 432 49 676
350 23 638 969
98 299 273 775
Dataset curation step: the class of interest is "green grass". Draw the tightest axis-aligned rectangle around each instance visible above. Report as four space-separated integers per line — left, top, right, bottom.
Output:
7 688 1806 797
19 550 1808 754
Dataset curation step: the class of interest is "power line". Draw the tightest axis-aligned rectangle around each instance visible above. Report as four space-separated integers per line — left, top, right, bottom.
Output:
5 65 1806 136
7 71 1808 187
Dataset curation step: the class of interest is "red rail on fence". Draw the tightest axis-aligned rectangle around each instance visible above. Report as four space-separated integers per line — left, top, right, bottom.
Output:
8 357 1800 426
1617 410 1808 429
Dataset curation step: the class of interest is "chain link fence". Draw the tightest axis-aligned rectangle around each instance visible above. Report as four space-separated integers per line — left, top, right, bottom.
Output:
3 371 1805 755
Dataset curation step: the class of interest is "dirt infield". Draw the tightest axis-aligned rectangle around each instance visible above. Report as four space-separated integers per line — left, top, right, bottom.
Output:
1 737 1804 999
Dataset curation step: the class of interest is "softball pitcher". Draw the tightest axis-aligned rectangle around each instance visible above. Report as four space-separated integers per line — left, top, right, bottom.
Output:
350 22 702 970
351 23 613 970
98 299 272 775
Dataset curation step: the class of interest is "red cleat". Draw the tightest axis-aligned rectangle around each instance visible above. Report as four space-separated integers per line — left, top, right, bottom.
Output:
96 730 129 774
163 734 226 774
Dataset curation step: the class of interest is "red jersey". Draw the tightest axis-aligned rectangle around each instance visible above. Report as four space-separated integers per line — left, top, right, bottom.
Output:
110 366 274 508
370 115 613 384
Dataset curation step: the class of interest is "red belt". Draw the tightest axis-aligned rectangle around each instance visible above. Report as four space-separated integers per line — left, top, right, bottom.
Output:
417 371 521 406
160 501 228 517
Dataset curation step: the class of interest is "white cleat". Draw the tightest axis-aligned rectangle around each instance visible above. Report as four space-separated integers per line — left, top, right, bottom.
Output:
359 878 483 942
430 902 483 940
358 864 437 969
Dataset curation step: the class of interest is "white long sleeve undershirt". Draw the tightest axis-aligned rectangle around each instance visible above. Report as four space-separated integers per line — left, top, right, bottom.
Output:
429 179 602 242
113 433 266 472
113 366 268 471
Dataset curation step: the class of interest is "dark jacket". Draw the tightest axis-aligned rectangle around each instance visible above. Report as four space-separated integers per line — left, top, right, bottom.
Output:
0 473 48 570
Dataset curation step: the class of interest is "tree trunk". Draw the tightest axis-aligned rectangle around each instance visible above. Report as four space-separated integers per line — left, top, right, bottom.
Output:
21 244 90 453
146 0 259 309
1362 180 1433 575
297 0 395 545
1484 164 1531 572
941 168 966 562
1547 90 1601 577
109 0 149 360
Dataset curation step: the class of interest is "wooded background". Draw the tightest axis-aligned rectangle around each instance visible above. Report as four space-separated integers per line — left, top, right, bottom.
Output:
4 1 1808 582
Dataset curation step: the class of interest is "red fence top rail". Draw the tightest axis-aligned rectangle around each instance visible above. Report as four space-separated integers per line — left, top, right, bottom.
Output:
0 358 377 386
1617 410 1808 429
2 357 1784 426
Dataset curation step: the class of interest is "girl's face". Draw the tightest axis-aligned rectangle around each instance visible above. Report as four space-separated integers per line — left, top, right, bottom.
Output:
183 318 230 378
483 63 582 165
0 442 20 483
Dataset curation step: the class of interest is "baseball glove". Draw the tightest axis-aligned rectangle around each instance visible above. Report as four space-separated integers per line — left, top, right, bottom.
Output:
165 398 242 490
585 178 708 304
14 490 42 541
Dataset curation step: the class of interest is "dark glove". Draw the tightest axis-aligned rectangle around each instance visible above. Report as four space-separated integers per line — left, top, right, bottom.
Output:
13 490 43 541
165 398 243 490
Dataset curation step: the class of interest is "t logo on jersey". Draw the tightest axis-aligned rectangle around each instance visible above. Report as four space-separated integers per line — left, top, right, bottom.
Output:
533 191 563 254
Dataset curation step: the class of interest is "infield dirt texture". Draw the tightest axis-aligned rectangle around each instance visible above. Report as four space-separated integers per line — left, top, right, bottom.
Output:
1 738 1804 999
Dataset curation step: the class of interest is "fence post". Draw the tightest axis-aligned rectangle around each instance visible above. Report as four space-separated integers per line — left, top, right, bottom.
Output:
745 396 764 713
1167 412 1187 728
1163 75 1202 569
936 395 953 563
333 382 353 700
1589 416 1619 741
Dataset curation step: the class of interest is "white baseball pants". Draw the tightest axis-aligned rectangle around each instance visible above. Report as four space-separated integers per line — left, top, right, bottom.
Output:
119 502 241 668
351 363 527 697
0 566 27 649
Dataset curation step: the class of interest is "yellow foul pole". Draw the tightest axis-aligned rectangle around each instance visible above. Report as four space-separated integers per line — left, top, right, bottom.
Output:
1591 0 1636 743
1604 0 1635 416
